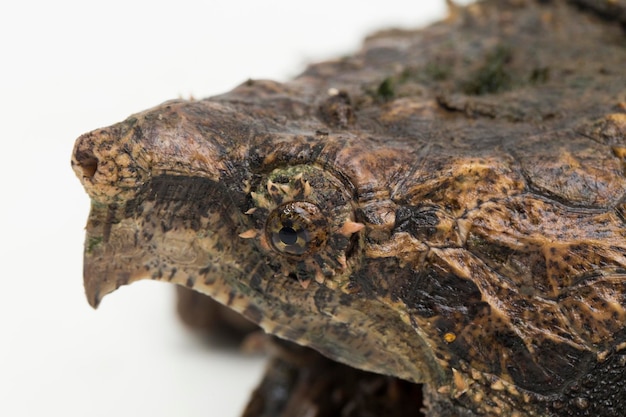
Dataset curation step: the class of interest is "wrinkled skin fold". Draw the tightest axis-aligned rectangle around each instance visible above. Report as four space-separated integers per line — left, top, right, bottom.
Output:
73 1 626 416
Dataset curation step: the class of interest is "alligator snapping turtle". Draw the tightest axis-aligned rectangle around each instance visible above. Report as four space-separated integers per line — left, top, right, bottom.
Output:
72 0 626 415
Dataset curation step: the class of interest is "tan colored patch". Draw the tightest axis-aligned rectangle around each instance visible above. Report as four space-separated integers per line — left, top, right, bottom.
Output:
339 220 365 236
444 332 457 343
238 229 257 239
379 99 443 124
399 156 526 216
452 368 468 397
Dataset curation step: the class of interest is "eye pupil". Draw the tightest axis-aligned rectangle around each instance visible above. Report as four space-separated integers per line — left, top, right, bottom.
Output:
266 201 329 257
278 226 298 245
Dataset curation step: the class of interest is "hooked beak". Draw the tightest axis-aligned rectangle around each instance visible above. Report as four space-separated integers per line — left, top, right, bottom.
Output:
82 203 137 308
72 100 237 308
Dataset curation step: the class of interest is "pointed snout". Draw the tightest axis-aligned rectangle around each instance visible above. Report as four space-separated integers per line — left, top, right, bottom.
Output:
72 124 151 205
72 99 234 206
73 99 252 309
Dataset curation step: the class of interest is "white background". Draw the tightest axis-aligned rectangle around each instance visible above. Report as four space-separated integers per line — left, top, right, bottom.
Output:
0 1 473 416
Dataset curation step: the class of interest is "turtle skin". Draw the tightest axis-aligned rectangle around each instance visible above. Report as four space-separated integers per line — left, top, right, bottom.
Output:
72 0 626 416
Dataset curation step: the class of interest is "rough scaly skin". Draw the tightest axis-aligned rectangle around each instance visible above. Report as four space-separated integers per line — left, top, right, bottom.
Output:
73 1 626 415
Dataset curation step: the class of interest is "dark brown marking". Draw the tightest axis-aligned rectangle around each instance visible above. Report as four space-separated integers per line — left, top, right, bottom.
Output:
317 91 356 128
185 276 195 288
394 205 440 239
243 303 263 324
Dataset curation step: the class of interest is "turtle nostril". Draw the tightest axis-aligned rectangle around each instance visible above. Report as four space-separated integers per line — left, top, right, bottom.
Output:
72 128 146 204
81 157 98 179
74 149 99 179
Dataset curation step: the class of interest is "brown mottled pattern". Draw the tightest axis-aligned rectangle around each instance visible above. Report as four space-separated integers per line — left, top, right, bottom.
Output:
72 1 626 416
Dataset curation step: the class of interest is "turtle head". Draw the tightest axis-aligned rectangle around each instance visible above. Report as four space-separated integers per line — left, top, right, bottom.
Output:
72 89 443 384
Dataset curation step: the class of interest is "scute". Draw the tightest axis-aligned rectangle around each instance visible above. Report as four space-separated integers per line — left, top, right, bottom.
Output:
512 130 626 207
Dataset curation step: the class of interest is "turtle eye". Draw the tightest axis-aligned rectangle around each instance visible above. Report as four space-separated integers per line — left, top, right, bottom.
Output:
266 201 329 257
